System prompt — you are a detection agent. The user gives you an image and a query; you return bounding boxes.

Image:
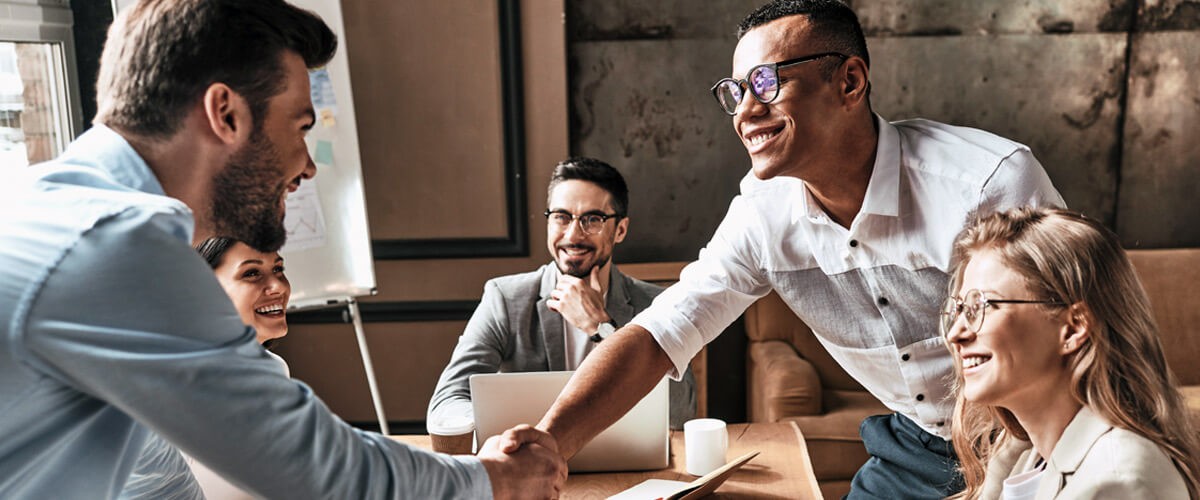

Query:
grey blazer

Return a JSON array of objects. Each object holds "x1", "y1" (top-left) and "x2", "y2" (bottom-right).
[
  {"x1": 428, "y1": 263, "x2": 697, "y2": 428},
  {"x1": 979, "y1": 406, "x2": 1190, "y2": 499}
]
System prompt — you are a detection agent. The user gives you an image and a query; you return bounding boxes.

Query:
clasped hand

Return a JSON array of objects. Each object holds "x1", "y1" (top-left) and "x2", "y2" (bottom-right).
[
  {"x1": 478, "y1": 424, "x2": 567, "y2": 499},
  {"x1": 546, "y1": 266, "x2": 609, "y2": 333}
]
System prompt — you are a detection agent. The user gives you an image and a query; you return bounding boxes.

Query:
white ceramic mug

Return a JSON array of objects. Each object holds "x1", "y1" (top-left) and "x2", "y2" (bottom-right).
[{"x1": 684, "y1": 418, "x2": 728, "y2": 476}]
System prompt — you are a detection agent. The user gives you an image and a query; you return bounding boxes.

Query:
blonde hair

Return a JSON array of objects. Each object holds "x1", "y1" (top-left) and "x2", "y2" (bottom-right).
[{"x1": 946, "y1": 207, "x2": 1199, "y2": 499}]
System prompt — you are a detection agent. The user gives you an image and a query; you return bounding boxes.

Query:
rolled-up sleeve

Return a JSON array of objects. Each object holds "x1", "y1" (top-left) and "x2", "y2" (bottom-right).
[{"x1": 632, "y1": 196, "x2": 771, "y2": 378}]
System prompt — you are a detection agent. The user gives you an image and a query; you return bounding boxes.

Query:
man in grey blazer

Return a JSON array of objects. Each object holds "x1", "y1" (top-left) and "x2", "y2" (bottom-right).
[{"x1": 429, "y1": 157, "x2": 697, "y2": 429}]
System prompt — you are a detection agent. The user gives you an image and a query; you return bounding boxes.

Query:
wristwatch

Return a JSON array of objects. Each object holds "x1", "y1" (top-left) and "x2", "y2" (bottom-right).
[{"x1": 589, "y1": 319, "x2": 617, "y2": 343}]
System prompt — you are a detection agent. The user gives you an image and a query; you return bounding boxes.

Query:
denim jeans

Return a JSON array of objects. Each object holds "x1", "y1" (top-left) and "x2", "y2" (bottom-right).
[{"x1": 845, "y1": 413, "x2": 964, "y2": 499}]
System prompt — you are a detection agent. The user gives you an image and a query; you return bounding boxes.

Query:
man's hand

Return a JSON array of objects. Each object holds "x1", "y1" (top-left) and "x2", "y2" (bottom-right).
[
  {"x1": 477, "y1": 424, "x2": 567, "y2": 500},
  {"x1": 547, "y1": 266, "x2": 609, "y2": 333}
]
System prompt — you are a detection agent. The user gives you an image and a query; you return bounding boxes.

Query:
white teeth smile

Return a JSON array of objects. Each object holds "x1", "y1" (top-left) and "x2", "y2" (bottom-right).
[
  {"x1": 962, "y1": 356, "x2": 991, "y2": 369},
  {"x1": 255, "y1": 304, "x2": 284, "y2": 315},
  {"x1": 748, "y1": 130, "x2": 778, "y2": 146},
  {"x1": 561, "y1": 248, "x2": 591, "y2": 256}
]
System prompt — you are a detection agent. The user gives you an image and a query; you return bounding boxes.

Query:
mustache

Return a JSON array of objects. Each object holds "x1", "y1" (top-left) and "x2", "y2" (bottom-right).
[{"x1": 557, "y1": 243, "x2": 596, "y2": 252}]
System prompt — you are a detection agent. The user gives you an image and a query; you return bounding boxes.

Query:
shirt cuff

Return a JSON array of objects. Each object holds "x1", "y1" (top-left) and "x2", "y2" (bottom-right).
[
  {"x1": 630, "y1": 315, "x2": 702, "y2": 381},
  {"x1": 451, "y1": 455, "x2": 494, "y2": 499}
]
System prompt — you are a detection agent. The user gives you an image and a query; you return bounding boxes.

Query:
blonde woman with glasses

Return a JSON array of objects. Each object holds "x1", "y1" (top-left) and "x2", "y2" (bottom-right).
[{"x1": 942, "y1": 207, "x2": 1198, "y2": 499}]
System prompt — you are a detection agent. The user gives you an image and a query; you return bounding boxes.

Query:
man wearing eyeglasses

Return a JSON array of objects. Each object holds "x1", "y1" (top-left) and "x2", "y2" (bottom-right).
[
  {"x1": 428, "y1": 157, "x2": 696, "y2": 431},
  {"x1": 525, "y1": 1, "x2": 1064, "y2": 499}
]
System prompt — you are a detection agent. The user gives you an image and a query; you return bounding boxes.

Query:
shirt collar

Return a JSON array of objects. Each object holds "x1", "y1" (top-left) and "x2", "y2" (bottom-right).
[
  {"x1": 796, "y1": 182, "x2": 825, "y2": 225},
  {"x1": 58, "y1": 124, "x2": 167, "y2": 197},
  {"x1": 859, "y1": 113, "x2": 901, "y2": 218},
  {"x1": 794, "y1": 113, "x2": 900, "y2": 224}
]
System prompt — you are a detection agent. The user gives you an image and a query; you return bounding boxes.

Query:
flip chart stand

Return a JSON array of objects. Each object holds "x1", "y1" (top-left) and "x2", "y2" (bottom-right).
[
  {"x1": 347, "y1": 299, "x2": 389, "y2": 435},
  {"x1": 293, "y1": 298, "x2": 389, "y2": 435}
]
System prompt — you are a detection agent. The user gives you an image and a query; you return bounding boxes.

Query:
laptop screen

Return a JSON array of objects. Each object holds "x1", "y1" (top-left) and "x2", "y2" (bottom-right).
[{"x1": 469, "y1": 371, "x2": 670, "y2": 472}]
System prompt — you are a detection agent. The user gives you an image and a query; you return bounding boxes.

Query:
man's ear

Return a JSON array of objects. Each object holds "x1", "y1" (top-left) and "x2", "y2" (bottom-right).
[
  {"x1": 613, "y1": 217, "x2": 629, "y2": 244},
  {"x1": 201, "y1": 83, "x2": 252, "y2": 146},
  {"x1": 1060, "y1": 302, "x2": 1093, "y2": 355},
  {"x1": 840, "y1": 56, "x2": 870, "y2": 108}
]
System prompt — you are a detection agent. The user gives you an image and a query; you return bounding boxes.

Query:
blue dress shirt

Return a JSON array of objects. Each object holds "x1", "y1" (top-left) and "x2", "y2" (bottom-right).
[{"x1": 0, "y1": 125, "x2": 491, "y2": 499}]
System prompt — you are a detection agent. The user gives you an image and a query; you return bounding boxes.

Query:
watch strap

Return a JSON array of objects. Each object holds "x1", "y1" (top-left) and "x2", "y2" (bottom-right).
[{"x1": 589, "y1": 319, "x2": 618, "y2": 343}]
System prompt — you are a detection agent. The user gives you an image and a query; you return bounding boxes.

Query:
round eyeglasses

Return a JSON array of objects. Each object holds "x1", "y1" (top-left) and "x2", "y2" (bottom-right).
[
  {"x1": 710, "y1": 52, "x2": 848, "y2": 115},
  {"x1": 940, "y1": 289, "x2": 1065, "y2": 338},
  {"x1": 544, "y1": 209, "x2": 621, "y2": 235}
]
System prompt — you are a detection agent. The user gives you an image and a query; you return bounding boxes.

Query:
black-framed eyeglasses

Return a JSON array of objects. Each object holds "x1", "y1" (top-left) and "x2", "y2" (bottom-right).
[
  {"x1": 710, "y1": 52, "x2": 848, "y2": 115},
  {"x1": 940, "y1": 289, "x2": 1065, "y2": 337},
  {"x1": 544, "y1": 209, "x2": 621, "y2": 235}
]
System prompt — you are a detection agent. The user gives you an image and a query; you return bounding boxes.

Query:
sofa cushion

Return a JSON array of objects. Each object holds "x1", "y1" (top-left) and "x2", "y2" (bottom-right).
[
  {"x1": 748, "y1": 340, "x2": 822, "y2": 421},
  {"x1": 781, "y1": 390, "x2": 887, "y2": 481},
  {"x1": 744, "y1": 291, "x2": 864, "y2": 392},
  {"x1": 1180, "y1": 385, "x2": 1200, "y2": 424},
  {"x1": 785, "y1": 390, "x2": 891, "y2": 442},
  {"x1": 1127, "y1": 249, "x2": 1200, "y2": 386}
]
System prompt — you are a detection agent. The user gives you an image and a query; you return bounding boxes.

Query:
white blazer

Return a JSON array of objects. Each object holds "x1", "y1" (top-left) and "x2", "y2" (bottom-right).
[{"x1": 980, "y1": 406, "x2": 1189, "y2": 499}]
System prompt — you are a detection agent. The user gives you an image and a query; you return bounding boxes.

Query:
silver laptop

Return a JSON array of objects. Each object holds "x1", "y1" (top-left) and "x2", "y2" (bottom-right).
[{"x1": 469, "y1": 371, "x2": 669, "y2": 472}]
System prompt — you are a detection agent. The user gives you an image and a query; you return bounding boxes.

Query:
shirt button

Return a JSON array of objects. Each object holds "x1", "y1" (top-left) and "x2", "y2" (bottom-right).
[
  {"x1": 849, "y1": 239, "x2": 859, "y2": 248},
  {"x1": 901, "y1": 353, "x2": 910, "y2": 361},
  {"x1": 916, "y1": 394, "x2": 925, "y2": 402},
  {"x1": 878, "y1": 296, "x2": 889, "y2": 306}
]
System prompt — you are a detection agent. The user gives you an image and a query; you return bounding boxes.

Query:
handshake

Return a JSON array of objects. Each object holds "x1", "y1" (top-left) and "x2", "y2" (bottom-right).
[{"x1": 477, "y1": 424, "x2": 568, "y2": 500}]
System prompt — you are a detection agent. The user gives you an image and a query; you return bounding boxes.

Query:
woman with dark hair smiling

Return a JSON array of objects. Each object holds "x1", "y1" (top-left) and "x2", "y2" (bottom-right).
[
  {"x1": 196, "y1": 237, "x2": 291, "y2": 348},
  {"x1": 943, "y1": 207, "x2": 1198, "y2": 499},
  {"x1": 122, "y1": 237, "x2": 292, "y2": 499}
]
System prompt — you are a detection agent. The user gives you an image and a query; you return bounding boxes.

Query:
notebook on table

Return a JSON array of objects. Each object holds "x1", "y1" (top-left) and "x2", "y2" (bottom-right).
[{"x1": 469, "y1": 371, "x2": 669, "y2": 472}]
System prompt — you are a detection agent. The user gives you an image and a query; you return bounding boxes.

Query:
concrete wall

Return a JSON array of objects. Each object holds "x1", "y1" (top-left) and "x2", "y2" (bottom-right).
[{"x1": 568, "y1": 0, "x2": 1200, "y2": 259}]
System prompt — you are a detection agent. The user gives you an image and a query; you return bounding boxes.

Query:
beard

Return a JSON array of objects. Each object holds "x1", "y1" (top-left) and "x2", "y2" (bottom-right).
[
  {"x1": 556, "y1": 244, "x2": 612, "y2": 278},
  {"x1": 209, "y1": 126, "x2": 289, "y2": 252}
]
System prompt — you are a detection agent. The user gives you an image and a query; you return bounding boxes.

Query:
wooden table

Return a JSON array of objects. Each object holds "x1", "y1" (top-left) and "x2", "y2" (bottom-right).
[{"x1": 391, "y1": 422, "x2": 822, "y2": 499}]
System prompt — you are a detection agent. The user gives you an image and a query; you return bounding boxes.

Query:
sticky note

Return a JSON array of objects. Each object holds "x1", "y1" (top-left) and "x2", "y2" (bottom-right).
[{"x1": 314, "y1": 140, "x2": 334, "y2": 166}]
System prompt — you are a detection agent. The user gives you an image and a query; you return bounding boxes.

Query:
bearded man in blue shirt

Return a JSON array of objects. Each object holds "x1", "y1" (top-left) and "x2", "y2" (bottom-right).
[{"x1": 0, "y1": 0, "x2": 564, "y2": 498}]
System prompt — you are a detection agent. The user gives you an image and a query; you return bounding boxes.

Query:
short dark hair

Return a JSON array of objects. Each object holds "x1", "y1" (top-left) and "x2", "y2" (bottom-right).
[
  {"x1": 95, "y1": 0, "x2": 337, "y2": 138},
  {"x1": 195, "y1": 236, "x2": 236, "y2": 269},
  {"x1": 737, "y1": 0, "x2": 869, "y2": 78},
  {"x1": 547, "y1": 157, "x2": 629, "y2": 218}
]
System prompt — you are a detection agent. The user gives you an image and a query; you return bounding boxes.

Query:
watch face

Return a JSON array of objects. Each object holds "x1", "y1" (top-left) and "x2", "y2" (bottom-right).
[{"x1": 595, "y1": 321, "x2": 616, "y2": 339}]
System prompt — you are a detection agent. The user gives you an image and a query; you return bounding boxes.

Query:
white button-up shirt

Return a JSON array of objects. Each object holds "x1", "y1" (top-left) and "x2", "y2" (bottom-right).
[{"x1": 633, "y1": 115, "x2": 1064, "y2": 438}]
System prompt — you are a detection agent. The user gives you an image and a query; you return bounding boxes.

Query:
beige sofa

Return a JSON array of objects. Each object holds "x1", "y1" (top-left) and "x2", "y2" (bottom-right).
[{"x1": 745, "y1": 248, "x2": 1200, "y2": 499}]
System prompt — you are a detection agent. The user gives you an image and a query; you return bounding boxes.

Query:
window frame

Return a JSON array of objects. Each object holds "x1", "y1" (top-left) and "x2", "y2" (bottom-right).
[{"x1": 0, "y1": 0, "x2": 86, "y2": 148}]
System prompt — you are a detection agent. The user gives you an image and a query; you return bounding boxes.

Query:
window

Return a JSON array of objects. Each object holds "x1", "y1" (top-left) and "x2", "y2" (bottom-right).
[
  {"x1": 1, "y1": 0, "x2": 84, "y2": 167},
  {"x1": 0, "y1": 42, "x2": 74, "y2": 166}
]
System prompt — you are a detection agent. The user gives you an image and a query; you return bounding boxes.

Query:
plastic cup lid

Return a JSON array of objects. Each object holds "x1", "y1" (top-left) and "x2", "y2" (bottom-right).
[{"x1": 428, "y1": 415, "x2": 475, "y2": 435}]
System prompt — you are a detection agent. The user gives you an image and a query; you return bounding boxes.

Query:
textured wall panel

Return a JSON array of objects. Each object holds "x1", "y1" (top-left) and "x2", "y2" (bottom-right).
[
  {"x1": 1138, "y1": 0, "x2": 1200, "y2": 31},
  {"x1": 571, "y1": 39, "x2": 750, "y2": 262},
  {"x1": 869, "y1": 33, "x2": 1126, "y2": 225},
  {"x1": 344, "y1": 0, "x2": 508, "y2": 240},
  {"x1": 850, "y1": 0, "x2": 1135, "y2": 35},
  {"x1": 567, "y1": 0, "x2": 762, "y2": 40},
  {"x1": 1117, "y1": 31, "x2": 1200, "y2": 248}
]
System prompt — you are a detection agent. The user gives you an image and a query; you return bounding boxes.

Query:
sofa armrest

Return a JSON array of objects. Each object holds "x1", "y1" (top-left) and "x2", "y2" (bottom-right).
[{"x1": 748, "y1": 340, "x2": 822, "y2": 422}]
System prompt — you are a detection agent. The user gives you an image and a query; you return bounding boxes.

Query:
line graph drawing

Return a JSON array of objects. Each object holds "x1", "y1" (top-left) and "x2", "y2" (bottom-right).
[{"x1": 282, "y1": 179, "x2": 328, "y2": 253}]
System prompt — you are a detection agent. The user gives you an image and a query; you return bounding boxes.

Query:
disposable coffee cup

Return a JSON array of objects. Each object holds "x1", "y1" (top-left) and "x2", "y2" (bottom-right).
[
  {"x1": 684, "y1": 418, "x2": 728, "y2": 476},
  {"x1": 428, "y1": 416, "x2": 475, "y2": 455}
]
